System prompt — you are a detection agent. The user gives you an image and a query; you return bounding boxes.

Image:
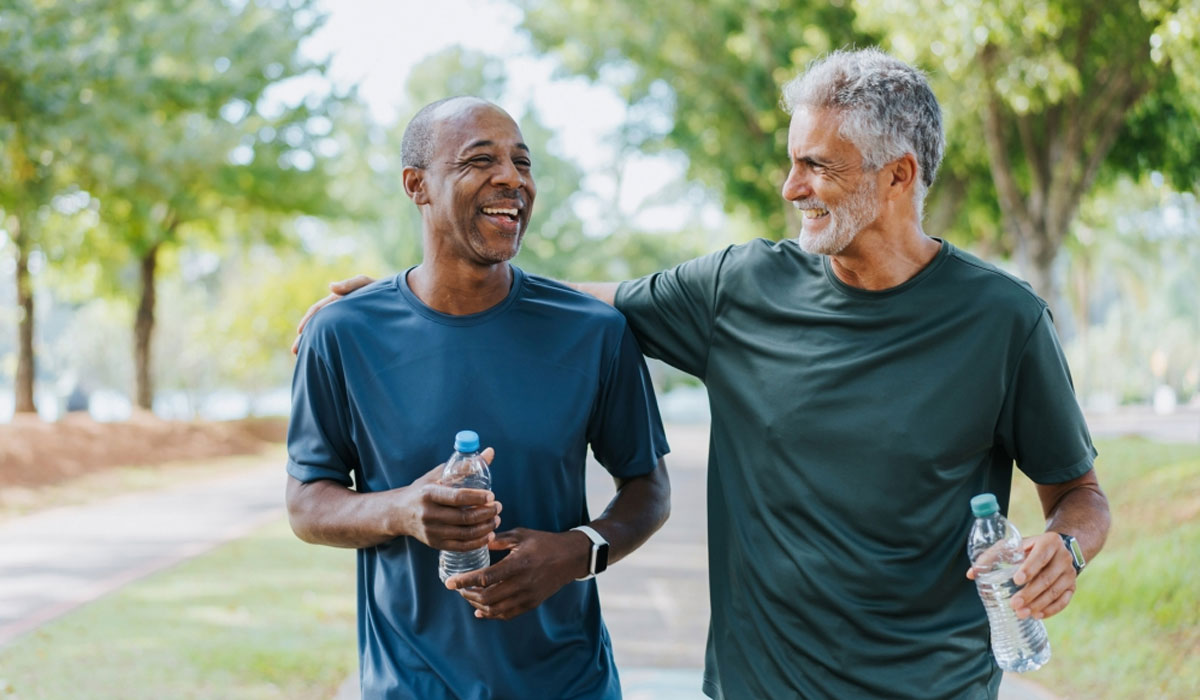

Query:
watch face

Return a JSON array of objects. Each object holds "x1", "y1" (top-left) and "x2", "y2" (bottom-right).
[
  {"x1": 1062, "y1": 535, "x2": 1085, "y2": 571},
  {"x1": 594, "y1": 543, "x2": 610, "y2": 575}
]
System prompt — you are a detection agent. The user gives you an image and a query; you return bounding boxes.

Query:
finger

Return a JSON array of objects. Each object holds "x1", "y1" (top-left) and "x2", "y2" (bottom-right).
[
  {"x1": 965, "y1": 566, "x2": 977, "y2": 581},
  {"x1": 1023, "y1": 573, "x2": 1075, "y2": 619},
  {"x1": 489, "y1": 529, "x2": 523, "y2": 549},
  {"x1": 413, "y1": 463, "x2": 448, "y2": 487},
  {"x1": 1013, "y1": 537, "x2": 1056, "y2": 586},
  {"x1": 480, "y1": 447, "x2": 495, "y2": 465},
  {"x1": 291, "y1": 336, "x2": 301, "y2": 356},
  {"x1": 1032, "y1": 587, "x2": 1074, "y2": 620},
  {"x1": 429, "y1": 484, "x2": 496, "y2": 507},
  {"x1": 446, "y1": 562, "x2": 507, "y2": 591},
  {"x1": 296, "y1": 293, "x2": 340, "y2": 334},
  {"x1": 329, "y1": 274, "x2": 375, "y2": 295}
]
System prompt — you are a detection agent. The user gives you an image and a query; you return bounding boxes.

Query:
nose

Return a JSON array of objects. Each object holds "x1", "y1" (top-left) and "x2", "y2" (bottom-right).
[
  {"x1": 781, "y1": 164, "x2": 810, "y2": 202},
  {"x1": 492, "y1": 158, "x2": 526, "y2": 189}
]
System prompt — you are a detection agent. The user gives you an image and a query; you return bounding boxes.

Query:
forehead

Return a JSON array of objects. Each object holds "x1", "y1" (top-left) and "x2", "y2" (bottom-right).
[
  {"x1": 433, "y1": 102, "x2": 525, "y2": 154},
  {"x1": 787, "y1": 106, "x2": 858, "y2": 159}
]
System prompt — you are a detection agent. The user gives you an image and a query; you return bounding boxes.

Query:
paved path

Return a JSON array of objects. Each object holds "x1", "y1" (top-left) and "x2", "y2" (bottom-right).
[{"x1": 0, "y1": 462, "x2": 285, "y2": 647}]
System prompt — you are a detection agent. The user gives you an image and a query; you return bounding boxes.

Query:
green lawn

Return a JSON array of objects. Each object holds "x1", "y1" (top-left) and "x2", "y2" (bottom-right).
[
  {"x1": 0, "y1": 519, "x2": 357, "y2": 700},
  {"x1": 1005, "y1": 438, "x2": 1200, "y2": 699}
]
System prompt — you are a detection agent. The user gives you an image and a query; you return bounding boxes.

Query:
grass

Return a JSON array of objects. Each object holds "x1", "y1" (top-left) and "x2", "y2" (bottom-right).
[
  {"x1": 1005, "y1": 438, "x2": 1200, "y2": 699},
  {"x1": 0, "y1": 518, "x2": 357, "y2": 700}
]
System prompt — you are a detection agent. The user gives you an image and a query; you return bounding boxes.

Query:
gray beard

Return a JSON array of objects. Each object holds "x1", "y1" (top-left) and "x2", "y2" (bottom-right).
[{"x1": 797, "y1": 177, "x2": 879, "y2": 256}]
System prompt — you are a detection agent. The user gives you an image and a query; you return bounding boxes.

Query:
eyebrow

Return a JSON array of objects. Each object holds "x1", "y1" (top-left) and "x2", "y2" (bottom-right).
[{"x1": 463, "y1": 139, "x2": 530, "y2": 153}]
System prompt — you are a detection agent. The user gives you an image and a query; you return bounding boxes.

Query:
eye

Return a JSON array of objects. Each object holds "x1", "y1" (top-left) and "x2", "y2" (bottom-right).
[
  {"x1": 515, "y1": 158, "x2": 532, "y2": 170},
  {"x1": 469, "y1": 155, "x2": 493, "y2": 166}
]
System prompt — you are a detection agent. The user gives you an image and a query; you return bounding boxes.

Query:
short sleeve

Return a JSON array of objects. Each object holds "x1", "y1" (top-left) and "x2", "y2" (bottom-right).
[
  {"x1": 286, "y1": 334, "x2": 358, "y2": 487},
  {"x1": 996, "y1": 308, "x2": 1097, "y2": 484},
  {"x1": 614, "y1": 247, "x2": 731, "y2": 379},
  {"x1": 586, "y1": 322, "x2": 671, "y2": 480}
]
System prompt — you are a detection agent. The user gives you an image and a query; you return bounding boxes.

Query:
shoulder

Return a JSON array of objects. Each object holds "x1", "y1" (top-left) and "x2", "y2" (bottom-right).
[
  {"x1": 303, "y1": 276, "x2": 402, "y2": 345},
  {"x1": 520, "y1": 272, "x2": 629, "y2": 328},
  {"x1": 940, "y1": 243, "x2": 1048, "y2": 321}
]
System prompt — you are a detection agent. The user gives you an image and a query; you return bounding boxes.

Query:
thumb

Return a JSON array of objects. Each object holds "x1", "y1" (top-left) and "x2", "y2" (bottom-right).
[
  {"x1": 416, "y1": 462, "x2": 446, "y2": 486},
  {"x1": 480, "y1": 447, "x2": 495, "y2": 465}
]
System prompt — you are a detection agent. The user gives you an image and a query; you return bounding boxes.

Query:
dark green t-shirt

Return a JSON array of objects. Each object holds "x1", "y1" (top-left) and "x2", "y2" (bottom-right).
[{"x1": 616, "y1": 238, "x2": 1096, "y2": 700}]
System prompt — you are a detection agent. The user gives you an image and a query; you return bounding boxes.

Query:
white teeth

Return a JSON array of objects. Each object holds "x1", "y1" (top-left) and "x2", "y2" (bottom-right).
[
  {"x1": 801, "y1": 208, "x2": 828, "y2": 219},
  {"x1": 482, "y1": 207, "x2": 518, "y2": 217}
]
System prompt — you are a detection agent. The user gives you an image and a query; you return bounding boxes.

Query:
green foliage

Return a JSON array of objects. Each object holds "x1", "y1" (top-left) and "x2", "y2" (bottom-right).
[
  {"x1": 0, "y1": 518, "x2": 356, "y2": 699},
  {"x1": 518, "y1": 0, "x2": 872, "y2": 239},
  {"x1": 1006, "y1": 439, "x2": 1200, "y2": 699}
]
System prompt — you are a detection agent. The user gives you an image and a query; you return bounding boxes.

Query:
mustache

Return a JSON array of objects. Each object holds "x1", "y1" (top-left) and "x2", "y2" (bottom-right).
[{"x1": 483, "y1": 190, "x2": 526, "y2": 208}]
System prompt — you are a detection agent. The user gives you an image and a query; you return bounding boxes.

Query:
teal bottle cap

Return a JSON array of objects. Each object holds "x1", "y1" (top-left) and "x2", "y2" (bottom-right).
[
  {"x1": 970, "y1": 493, "x2": 999, "y2": 517},
  {"x1": 454, "y1": 430, "x2": 480, "y2": 452}
]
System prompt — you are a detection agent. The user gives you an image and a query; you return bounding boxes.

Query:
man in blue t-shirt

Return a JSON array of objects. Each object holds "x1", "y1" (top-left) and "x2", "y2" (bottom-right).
[{"x1": 287, "y1": 96, "x2": 671, "y2": 699}]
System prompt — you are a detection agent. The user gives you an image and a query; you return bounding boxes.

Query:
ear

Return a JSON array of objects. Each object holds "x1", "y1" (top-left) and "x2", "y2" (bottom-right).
[
  {"x1": 884, "y1": 153, "x2": 919, "y2": 202},
  {"x1": 403, "y1": 166, "x2": 429, "y2": 205}
]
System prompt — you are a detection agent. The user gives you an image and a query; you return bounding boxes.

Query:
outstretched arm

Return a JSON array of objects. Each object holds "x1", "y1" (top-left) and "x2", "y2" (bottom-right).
[
  {"x1": 286, "y1": 448, "x2": 502, "y2": 551},
  {"x1": 445, "y1": 458, "x2": 671, "y2": 620},
  {"x1": 561, "y1": 282, "x2": 621, "y2": 307}
]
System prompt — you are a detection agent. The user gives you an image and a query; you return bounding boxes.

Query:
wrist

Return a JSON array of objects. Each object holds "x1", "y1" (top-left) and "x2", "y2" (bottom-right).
[{"x1": 570, "y1": 524, "x2": 610, "y2": 581}]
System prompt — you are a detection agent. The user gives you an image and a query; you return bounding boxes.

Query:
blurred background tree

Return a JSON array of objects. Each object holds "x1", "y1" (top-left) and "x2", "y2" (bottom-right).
[{"x1": 1, "y1": 0, "x2": 1197, "y2": 419}]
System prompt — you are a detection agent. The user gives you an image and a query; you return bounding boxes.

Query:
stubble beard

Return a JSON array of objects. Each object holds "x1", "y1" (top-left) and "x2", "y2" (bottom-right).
[{"x1": 797, "y1": 177, "x2": 880, "y2": 256}]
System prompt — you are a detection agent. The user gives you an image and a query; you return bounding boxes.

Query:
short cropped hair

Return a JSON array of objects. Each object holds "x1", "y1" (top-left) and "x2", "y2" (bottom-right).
[
  {"x1": 401, "y1": 96, "x2": 479, "y2": 169},
  {"x1": 781, "y1": 48, "x2": 945, "y2": 210}
]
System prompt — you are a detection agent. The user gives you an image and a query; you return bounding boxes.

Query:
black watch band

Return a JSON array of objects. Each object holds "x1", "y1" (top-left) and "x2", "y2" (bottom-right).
[{"x1": 1059, "y1": 533, "x2": 1086, "y2": 575}]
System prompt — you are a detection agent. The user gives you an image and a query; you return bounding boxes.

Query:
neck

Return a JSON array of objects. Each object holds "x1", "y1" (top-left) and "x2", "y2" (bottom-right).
[
  {"x1": 408, "y1": 257, "x2": 514, "y2": 315},
  {"x1": 828, "y1": 222, "x2": 941, "y2": 291}
]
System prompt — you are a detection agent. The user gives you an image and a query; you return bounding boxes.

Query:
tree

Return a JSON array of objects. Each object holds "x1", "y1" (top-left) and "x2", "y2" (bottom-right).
[
  {"x1": 843, "y1": 0, "x2": 1200, "y2": 305},
  {"x1": 0, "y1": 0, "x2": 103, "y2": 413},
  {"x1": 517, "y1": 0, "x2": 870, "y2": 239},
  {"x1": 70, "y1": 0, "x2": 342, "y2": 409}
]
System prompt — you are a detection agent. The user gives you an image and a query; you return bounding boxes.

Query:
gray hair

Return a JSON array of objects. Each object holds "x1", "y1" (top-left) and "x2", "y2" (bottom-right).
[
  {"x1": 780, "y1": 48, "x2": 945, "y2": 213},
  {"x1": 401, "y1": 96, "x2": 484, "y2": 169}
]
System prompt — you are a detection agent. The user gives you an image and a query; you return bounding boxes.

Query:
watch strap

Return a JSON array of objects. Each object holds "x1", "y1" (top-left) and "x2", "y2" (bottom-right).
[
  {"x1": 1059, "y1": 533, "x2": 1086, "y2": 574},
  {"x1": 571, "y1": 525, "x2": 609, "y2": 581}
]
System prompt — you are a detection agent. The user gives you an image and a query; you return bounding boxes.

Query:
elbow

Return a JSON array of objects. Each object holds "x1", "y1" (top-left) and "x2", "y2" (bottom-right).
[{"x1": 285, "y1": 477, "x2": 323, "y2": 543}]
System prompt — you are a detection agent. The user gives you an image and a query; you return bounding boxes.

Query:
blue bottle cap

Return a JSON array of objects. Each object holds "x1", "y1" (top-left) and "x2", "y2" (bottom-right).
[
  {"x1": 970, "y1": 493, "x2": 999, "y2": 517},
  {"x1": 454, "y1": 430, "x2": 480, "y2": 452}
]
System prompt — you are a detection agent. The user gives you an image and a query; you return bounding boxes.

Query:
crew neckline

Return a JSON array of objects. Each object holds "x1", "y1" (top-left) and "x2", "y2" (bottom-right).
[
  {"x1": 821, "y1": 238, "x2": 951, "y2": 299},
  {"x1": 396, "y1": 264, "x2": 525, "y2": 325}
]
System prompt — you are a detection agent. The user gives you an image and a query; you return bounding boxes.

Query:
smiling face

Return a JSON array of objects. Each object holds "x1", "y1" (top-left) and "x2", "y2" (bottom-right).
[
  {"x1": 414, "y1": 101, "x2": 536, "y2": 266},
  {"x1": 781, "y1": 107, "x2": 884, "y2": 256}
]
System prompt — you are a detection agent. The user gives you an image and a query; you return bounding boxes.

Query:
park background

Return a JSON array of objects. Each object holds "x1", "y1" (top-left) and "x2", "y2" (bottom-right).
[{"x1": 1, "y1": 0, "x2": 1197, "y2": 698}]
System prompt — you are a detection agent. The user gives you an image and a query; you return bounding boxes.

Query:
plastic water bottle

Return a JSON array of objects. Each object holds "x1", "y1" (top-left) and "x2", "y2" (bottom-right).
[
  {"x1": 967, "y1": 493, "x2": 1051, "y2": 672},
  {"x1": 437, "y1": 430, "x2": 492, "y2": 583}
]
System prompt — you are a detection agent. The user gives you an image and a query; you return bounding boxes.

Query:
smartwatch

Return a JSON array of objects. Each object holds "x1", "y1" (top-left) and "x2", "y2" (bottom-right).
[
  {"x1": 1059, "y1": 533, "x2": 1086, "y2": 575},
  {"x1": 571, "y1": 525, "x2": 610, "y2": 581}
]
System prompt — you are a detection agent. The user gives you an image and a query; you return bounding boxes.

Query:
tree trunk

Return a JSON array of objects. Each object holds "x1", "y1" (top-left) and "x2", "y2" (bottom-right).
[
  {"x1": 133, "y1": 244, "x2": 159, "y2": 411},
  {"x1": 12, "y1": 216, "x2": 37, "y2": 414}
]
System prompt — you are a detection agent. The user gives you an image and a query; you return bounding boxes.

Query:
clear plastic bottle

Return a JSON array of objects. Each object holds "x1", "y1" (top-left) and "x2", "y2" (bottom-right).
[
  {"x1": 437, "y1": 430, "x2": 493, "y2": 583},
  {"x1": 967, "y1": 493, "x2": 1052, "y2": 673}
]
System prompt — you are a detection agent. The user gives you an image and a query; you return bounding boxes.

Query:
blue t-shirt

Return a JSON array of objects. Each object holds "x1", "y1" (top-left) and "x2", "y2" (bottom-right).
[{"x1": 288, "y1": 266, "x2": 669, "y2": 700}]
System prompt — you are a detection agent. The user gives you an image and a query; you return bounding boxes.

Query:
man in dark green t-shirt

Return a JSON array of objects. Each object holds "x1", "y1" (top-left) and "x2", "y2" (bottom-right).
[{"x1": 298, "y1": 50, "x2": 1110, "y2": 699}]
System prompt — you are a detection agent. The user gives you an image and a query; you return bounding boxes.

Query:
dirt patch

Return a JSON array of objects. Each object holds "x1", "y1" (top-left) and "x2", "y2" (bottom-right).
[{"x1": 0, "y1": 412, "x2": 287, "y2": 489}]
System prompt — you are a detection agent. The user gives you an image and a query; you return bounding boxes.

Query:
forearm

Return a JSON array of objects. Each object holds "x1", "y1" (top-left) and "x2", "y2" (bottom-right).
[
  {"x1": 1038, "y1": 472, "x2": 1111, "y2": 563},
  {"x1": 582, "y1": 458, "x2": 671, "y2": 569},
  {"x1": 563, "y1": 281, "x2": 622, "y2": 307},
  {"x1": 286, "y1": 476, "x2": 402, "y2": 549}
]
